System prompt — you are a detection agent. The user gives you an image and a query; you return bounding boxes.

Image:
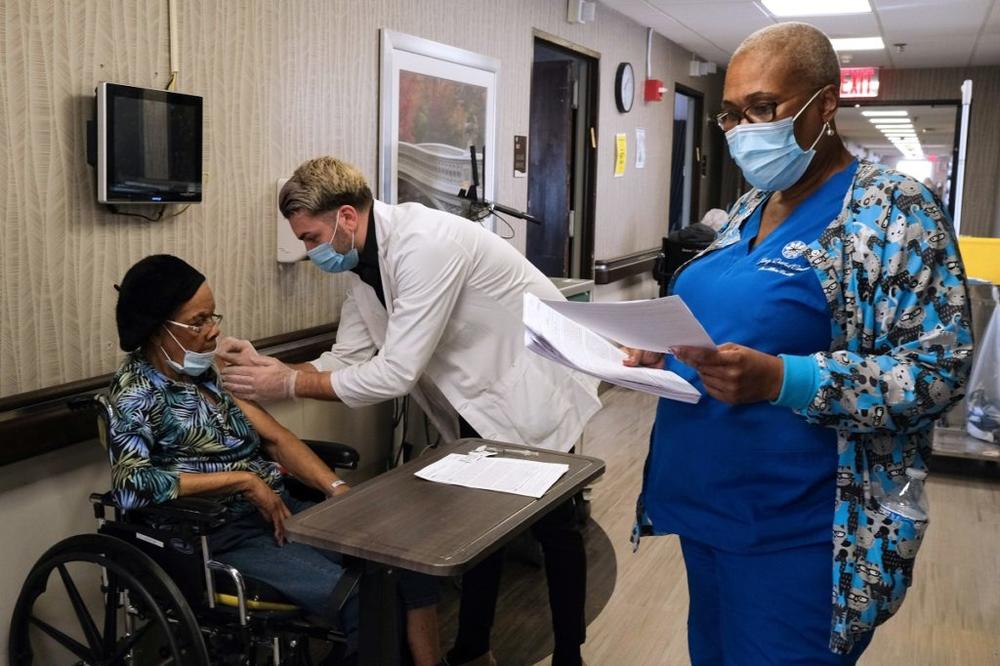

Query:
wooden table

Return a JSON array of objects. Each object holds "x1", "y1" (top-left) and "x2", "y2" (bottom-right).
[{"x1": 286, "y1": 438, "x2": 605, "y2": 664}]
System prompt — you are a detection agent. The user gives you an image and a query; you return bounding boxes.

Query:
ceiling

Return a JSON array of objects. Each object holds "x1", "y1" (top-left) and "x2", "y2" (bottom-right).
[
  {"x1": 601, "y1": 0, "x2": 1000, "y2": 69},
  {"x1": 836, "y1": 104, "x2": 959, "y2": 159}
]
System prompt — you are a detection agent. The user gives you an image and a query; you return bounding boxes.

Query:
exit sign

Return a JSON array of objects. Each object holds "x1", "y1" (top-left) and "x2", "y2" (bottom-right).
[{"x1": 840, "y1": 67, "x2": 880, "y2": 98}]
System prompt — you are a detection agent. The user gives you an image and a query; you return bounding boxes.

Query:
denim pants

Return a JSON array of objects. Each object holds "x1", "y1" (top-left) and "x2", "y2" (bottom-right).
[{"x1": 209, "y1": 493, "x2": 439, "y2": 647}]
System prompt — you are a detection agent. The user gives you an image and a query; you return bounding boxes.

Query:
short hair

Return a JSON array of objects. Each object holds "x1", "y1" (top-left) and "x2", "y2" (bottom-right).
[
  {"x1": 278, "y1": 157, "x2": 373, "y2": 219},
  {"x1": 731, "y1": 22, "x2": 840, "y2": 90},
  {"x1": 115, "y1": 255, "x2": 205, "y2": 351}
]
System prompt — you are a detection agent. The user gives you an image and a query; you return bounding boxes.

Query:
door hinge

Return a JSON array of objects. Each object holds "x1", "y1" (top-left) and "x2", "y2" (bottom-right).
[
  {"x1": 572, "y1": 79, "x2": 580, "y2": 110},
  {"x1": 568, "y1": 209, "x2": 575, "y2": 238}
]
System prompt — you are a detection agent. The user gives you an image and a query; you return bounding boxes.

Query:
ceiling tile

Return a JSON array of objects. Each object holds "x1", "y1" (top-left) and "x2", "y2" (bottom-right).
[
  {"x1": 884, "y1": 36, "x2": 978, "y2": 67},
  {"x1": 658, "y1": 2, "x2": 773, "y2": 41},
  {"x1": 645, "y1": 0, "x2": 757, "y2": 6},
  {"x1": 798, "y1": 13, "x2": 881, "y2": 37},
  {"x1": 874, "y1": 0, "x2": 992, "y2": 36},
  {"x1": 601, "y1": 0, "x2": 731, "y2": 62},
  {"x1": 836, "y1": 51, "x2": 893, "y2": 67},
  {"x1": 970, "y1": 36, "x2": 1000, "y2": 65},
  {"x1": 987, "y1": 0, "x2": 1000, "y2": 31}
]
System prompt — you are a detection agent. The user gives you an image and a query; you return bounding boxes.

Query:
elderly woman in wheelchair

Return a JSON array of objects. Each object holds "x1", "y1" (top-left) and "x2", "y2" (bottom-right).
[{"x1": 9, "y1": 254, "x2": 442, "y2": 666}]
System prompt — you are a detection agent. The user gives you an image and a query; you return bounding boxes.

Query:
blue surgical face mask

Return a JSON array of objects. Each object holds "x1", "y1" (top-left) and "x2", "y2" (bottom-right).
[
  {"x1": 160, "y1": 326, "x2": 216, "y2": 377},
  {"x1": 307, "y1": 214, "x2": 358, "y2": 273},
  {"x1": 725, "y1": 87, "x2": 830, "y2": 192}
]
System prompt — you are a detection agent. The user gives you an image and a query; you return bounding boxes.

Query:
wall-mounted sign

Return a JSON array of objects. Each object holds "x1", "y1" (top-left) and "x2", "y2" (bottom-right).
[
  {"x1": 840, "y1": 67, "x2": 880, "y2": 98},
  {"x1": 513, "y1": 135, "x2": 527, "y2": 178}
]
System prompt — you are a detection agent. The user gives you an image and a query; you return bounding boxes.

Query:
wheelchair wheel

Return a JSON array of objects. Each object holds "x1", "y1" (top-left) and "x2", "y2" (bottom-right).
[{"x1": 9, "y1": 533, "x2": 209, "y2": 665}]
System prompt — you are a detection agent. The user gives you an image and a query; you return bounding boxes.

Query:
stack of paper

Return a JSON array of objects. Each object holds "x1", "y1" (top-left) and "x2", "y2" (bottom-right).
[
  {"x1": 541, "y1": 295, "x2": 715, "y2": 353},
  {"x1": 415, "y1": 452, "x2": 569, "y2": 498},
  {"x1": 523, "y1": 294, "x2": 703, "y2": 403}
]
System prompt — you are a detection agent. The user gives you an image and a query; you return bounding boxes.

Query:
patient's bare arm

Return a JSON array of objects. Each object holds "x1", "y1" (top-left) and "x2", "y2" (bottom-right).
[{"x1": 233, "y1": 397, "x2": 349, "y2": 497}]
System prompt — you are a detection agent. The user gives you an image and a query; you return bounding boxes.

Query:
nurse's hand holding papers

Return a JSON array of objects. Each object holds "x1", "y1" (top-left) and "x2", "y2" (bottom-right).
[{"x1": 522, "y1": 293, "x2": 710, "y2": 403}]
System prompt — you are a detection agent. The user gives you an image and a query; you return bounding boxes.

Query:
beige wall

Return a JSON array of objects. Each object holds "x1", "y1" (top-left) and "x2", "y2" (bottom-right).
[
  {"x1": 875, "y1": 66, "x2": 1000, "y2": 237},
  {"x1": 0, "y1": 0, "x2": 723, "y2": 399}
]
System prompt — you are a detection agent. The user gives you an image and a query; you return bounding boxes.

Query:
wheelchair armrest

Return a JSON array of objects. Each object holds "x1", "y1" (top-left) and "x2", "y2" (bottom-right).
[
  {"x1": 302, "y1": 439, "x2": 359, "y2": 470},
  {"x1": 129, "y1": 497, "x2": 229, "y2": 530}
]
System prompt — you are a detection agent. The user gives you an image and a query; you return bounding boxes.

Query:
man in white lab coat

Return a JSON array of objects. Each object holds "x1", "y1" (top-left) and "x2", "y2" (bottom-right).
[{"x1": 221, "y1": 156, "x2": 601, "y2": 666}]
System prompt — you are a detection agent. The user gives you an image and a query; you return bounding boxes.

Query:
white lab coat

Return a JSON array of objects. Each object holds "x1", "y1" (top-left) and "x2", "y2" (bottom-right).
[{"x1": 310, "y1": 200, "x2": 601, "y2": 452}]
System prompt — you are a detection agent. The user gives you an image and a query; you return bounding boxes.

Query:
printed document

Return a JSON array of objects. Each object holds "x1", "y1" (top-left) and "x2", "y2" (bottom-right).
[
  {"x1": 415, "y1": 453, "x2": 569, "y2": 498},
  {"x1": 523, "y1": 294, "x2": 701, "y2": 403},
  {"x1": 540, "y1": 295, "x2": 715, "y2": 353}
]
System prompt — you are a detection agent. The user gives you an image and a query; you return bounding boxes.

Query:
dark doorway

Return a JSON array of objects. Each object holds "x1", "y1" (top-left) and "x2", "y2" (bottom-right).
[
  {"x1": 527, "y1": 38, "x2": 598, "y2": 278},
  {"x1": 669, "y1": 84, "x2": 704, "y2": 232}
]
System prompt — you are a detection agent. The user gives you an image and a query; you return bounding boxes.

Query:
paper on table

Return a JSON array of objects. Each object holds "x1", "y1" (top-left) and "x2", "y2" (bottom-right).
[
  {"x1": 540, "y1": 295, "x2": 714, "y2": 353},
  {"x1": 415, "y1": 453, "x2": 570, "y2": 499},
  {"x1": 523, "y1": 294, "x2": 701, "y2": 403}
]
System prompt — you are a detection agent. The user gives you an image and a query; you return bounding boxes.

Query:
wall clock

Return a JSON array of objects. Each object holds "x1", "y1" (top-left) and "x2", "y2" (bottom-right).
[{"x1": 615, "y1": 62, "x2": 635, "y2": 113}]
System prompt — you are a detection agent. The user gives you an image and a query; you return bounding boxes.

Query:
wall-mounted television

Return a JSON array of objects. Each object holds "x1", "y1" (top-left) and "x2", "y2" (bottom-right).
[{"x1": 96, "y1": 82, "x2": 203, "y2": 204}]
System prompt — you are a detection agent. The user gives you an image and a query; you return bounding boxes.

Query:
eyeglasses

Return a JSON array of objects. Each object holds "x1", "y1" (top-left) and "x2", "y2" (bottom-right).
[
  {"x1": 715, "y1": 88, "x2": 823, "y2": 132},
  {"x1": 166, "y1": 313, "x2": 224, "y2": 334}
]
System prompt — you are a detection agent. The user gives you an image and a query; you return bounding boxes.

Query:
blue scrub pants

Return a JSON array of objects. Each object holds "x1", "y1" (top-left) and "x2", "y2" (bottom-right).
[{"x1": 680, "y1": 537, "x2": 873, "y2": 666}]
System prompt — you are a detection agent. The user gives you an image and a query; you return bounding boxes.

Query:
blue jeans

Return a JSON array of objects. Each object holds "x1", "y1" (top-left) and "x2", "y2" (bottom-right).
[
  {"x1": 209, "y1": 494, "x2": 439, "y2": 647},
  {"x1": 680, "y1": 537, "x2": 873, "y2": 665}
]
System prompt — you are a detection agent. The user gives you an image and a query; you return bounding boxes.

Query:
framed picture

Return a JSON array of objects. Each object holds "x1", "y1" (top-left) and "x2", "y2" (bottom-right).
[{"x1": 379, "y1": 30, "x2": 499, "y2": 221}]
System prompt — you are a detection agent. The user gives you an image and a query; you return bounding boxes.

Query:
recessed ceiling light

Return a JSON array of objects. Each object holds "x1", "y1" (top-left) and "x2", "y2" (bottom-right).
[
  {"x1": 762, "y1": 0, "x2": 871, "y2": 17},
  {"x1": 870, "y1": 118, "x2": 912, "y2": 124},
  {"x1": 861, "y1": 110, "x2": 908, "y2": 117},
  {"x1": 830, "y1": 37, "x2": 885, "y2": 51}
]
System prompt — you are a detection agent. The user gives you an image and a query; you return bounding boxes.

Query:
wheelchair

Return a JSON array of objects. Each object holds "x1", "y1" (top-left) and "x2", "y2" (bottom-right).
[{"x1": 9, "y1": 393, "x2": 363, "y2": 665}]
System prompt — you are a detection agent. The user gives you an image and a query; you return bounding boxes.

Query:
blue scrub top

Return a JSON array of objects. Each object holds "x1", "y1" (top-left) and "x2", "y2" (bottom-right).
[{"x1": 644, "y1": 160, "x2": 858, "y2": 553}]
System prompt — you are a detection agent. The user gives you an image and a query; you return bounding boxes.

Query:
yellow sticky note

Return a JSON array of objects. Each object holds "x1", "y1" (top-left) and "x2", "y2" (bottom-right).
[{"x1": 614, "y1": 133, "x2": 627, "y2": 177}]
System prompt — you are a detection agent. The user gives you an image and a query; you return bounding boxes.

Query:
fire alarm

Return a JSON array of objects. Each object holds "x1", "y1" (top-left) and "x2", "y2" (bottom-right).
[{"x1": 644, "y1": 78, "x2": 666, "y2": 103}]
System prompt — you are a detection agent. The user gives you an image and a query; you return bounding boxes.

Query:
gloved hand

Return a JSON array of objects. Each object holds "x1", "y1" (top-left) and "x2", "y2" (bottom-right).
[
  {"x1": 216, "y1": 336, "x2": 260, "y2": 368},
  {"x1": 221, "y1": 355, "x2": 299, "y2": 402}
]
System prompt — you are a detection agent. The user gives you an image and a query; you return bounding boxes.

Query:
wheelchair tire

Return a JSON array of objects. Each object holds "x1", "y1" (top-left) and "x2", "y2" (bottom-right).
[{"x1": 8, "y1": 533, "x2": 210, "y2": 666}]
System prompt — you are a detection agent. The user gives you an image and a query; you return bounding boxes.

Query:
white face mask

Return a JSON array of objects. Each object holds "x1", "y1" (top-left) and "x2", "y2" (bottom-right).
[{"x1": 160, "y1": 325, "x2": 217, "y2": 377}]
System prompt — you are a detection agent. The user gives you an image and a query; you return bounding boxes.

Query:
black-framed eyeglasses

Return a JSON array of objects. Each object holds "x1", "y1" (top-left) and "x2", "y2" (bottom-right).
[
  {"x1": 166, "y1": 313, "x2": 224, "y2": 334},
  {"x1": 715, "y1": 101, "x2": 782, "y2": 132},
  {"x1": 715, "y1": 87, "x2": 826, "y2": 132}
]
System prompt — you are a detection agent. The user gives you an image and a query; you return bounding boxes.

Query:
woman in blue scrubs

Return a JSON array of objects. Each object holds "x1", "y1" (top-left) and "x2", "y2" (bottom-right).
[{"x1": 628, "y1": 23, "x2": 972, "y2": 665}]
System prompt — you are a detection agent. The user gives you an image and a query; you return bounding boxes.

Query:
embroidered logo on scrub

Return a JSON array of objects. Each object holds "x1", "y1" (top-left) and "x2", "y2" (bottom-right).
[
  {"x1": 757, "y1": 240, "x2": 811, "y2": 276},
  {"x1": 782, "y1": 240, "x2": 808, "y2": 258}
]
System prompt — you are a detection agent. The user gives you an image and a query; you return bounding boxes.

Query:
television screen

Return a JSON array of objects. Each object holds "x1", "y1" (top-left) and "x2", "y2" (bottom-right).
[{"x1": 97, "y1": 82, "x2": 202, "y2": 204}]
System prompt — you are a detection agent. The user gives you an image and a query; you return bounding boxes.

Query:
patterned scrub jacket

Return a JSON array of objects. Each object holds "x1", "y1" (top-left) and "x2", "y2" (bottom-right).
[{"x1": 635, "y1": 160, "x2": 973, "y2": 654}]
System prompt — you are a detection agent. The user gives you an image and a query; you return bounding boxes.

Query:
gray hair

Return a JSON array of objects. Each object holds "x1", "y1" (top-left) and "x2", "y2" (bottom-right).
[
  {"x1": 278, "y1": 156, "x2": 373, "y2": 219},
  {"x1": 731, "y1": 22, "x2": 840, "y2": 90}
]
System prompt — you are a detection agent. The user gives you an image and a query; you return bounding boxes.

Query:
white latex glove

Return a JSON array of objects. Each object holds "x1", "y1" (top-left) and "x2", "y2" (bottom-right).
[
  {"x1": 216, "y1": 336, "x2": 260, "y2": 368},
  {"x1": 221, "y1": 356, "x2": 299, "y2": 402}
]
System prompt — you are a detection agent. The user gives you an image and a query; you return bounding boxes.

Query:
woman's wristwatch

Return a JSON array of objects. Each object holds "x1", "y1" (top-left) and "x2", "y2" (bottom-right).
[{"x1": 329, "y1": 479, "x2": 348, "y2": 494}]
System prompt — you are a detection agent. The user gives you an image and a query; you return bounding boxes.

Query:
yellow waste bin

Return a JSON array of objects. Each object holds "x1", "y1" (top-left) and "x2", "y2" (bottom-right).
[{"x1": 959, "y1": 236, "x2": 1000, "y2": 283}]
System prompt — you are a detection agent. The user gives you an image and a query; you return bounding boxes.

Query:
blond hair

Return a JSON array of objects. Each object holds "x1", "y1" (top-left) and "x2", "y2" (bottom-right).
[
  {"x1": 278, "y1": 157, "x2": 373, "y2": 219},
  {"x1": 731, "y1": 22, "x2": 840, "y2": 90}
]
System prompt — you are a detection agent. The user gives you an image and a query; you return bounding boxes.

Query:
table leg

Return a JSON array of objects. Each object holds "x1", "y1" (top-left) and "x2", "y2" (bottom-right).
[{"x1": 359, "y1": 561, "x2": 403, "y2": 665}]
